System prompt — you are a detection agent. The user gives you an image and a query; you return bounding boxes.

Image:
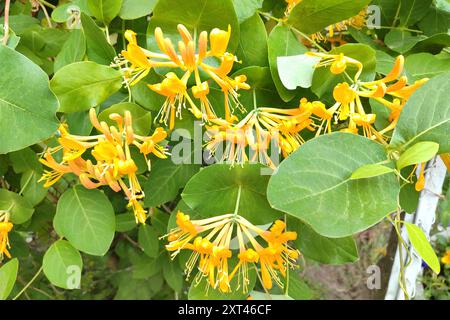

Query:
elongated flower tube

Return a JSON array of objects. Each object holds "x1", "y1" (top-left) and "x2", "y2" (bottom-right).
[
  {"x1": 115, "y1": 25, "x2": 250, "y2": 129},
  {"x1": 164, "y1": 211, "x2": 300, "y2": 293},
  {"x1": 39, "y1": 109, "x2": 169, "y2": 224}
]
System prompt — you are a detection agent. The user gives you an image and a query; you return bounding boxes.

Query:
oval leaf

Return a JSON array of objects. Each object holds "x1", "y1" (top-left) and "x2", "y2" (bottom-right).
[
  {"x1": 0, "y1": 258, "x2": 18, "y2": 300},
  {"x1": 0, "y1": 46, "x2": 59, "y2": 154},
  {"x1": 350, "y1": 164, "x2": 395, "y2": 180},
  {"x1": 268, "y1": 133, "x2": 399, "y2": 238},
  {"x1": 396, "y1": 141, "x2": 439, "y2": 170},
  {"x1": 43, "y1": 240, "x2": 83, "y2": 289},
  {"x1": 50, "y1": 61, "x2": 122, "y2": 113},
  {"x1": 182, "y1": 164, "x2": 281, "y2": 224},
  {"x1": 390, "y1": 73, "x2": 450, "y2": 154},
  {"x1": 54, "y1": 186, "x2": 115, "y2": 256},
  {"x1": 405, "y1": 222, "x2": 440, "y2": 274}
]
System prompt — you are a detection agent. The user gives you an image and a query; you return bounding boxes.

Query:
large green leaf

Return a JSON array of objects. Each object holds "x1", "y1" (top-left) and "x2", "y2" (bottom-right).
[
  {"x1": 88, "y1": 0, "x2": 123, "y2": 25},
  {"x1": 50, "y1": 61, "x2": 122, "y2": 113},
  {"x1": 20, "y1": 170, "x2": 48, "y2": 206},
  {"x1": 147, "y1": 0, "x2": 239, "y2": 53},
  {"x1": 80, "y1": 12, "x2": 116, "y2": 65},
  {"x1": 267, "y1": 24, "x2": 307, "y2": 102},
  {"x1": 232, "y1": 0, "x2": 263, "y2": 23},
  {"x1": 399, "y1": 0, "x2": 433, "y2": 27},
  {"x1": 54, "y1": 29, "x2": 86, "y2": 72},
  {"x1": 405, "y1": 53, "x2": 450, "y2": 81},
  {"x1": 54, "y1": 186, "x2": 115, "y2": 256},
  {"x1": 0, "y1": 46, "x2": 59, "y2": 154},
  {"x1": 390, "y1": 72, "x2": 450, "y2": 154},
  {"x1": 182, "y1": 164, "x2": 281, "y2": 224},
  {"x1": 289, "y1": 218, "x2": 359, "y2": 264},
  {"x1": 405, "y1": 222, "x2": 440, "y2": 274},
  {"x1": 235, "y1": 13, "x2": 268, "y2": 68},
  {"x1": 43, "y1": 240, "x2": 83, "y2": 289},
  {"x1": 0, "y1": 258, "x2": 18, "y2": 300},
  {"x1": 119, "y1": 0, "x2": 157, "y2": 20},
  {"x1": 0, "y1": 189, "x2": 34, "y2": 224},
  {"x1": 288, "y1": 0, "x2": 371, "y2": 35},
  {"x1": 268, "y1": 133, "x2": 399, "y2": 238}
]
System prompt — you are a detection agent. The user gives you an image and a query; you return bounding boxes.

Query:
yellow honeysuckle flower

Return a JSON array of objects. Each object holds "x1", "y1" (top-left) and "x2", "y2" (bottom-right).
[
  {"x1": 441, "y1": 250, "x2": 450, "y2": 265},
  {"x1": 40, "y1": 109, "x2": 169, "y2": 224},
  {"x1": 0, "y1": 218, "x2": 13, "y2": 260},
  {"x1": 164, "y1": 212, "x2": 299, "y2": 293},
  {"x1": 305, "y1": 53, "x2": 429, "y2": 142},
  {"x1": 116, "y1": 25, "x2": 250, "y2": 129}
]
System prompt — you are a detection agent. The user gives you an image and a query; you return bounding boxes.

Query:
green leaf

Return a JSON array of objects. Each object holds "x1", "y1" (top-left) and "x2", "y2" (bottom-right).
[
  {"x1": 80, "y1": 12, "x2": 116, "y2": 65},
  {"x1": 289, "y1": 218, "x2": 359, "y2": 264},
  {"x1": 182, "y1": 164, "x2": 281, "y2": 224},
  {"x1": 0, "y1": 189, "x2": 34, "y2": 224},
  {"x1": 20, "y1": 170, "x2": 48, "y2": 206},
  {"x1": 405, "y1": 222, "x2": 440, "y2": 274},
  {"x1": 54, "y1": 186, "x2": 115, "y2": 256},
  {"x1": 0, "y1": 14, "x2": 39, "y2": 35},
  {"x1": 51, "y1": 3, "x2": 81, "y2": 23},
  {"x1": 147, "y1": 0, "x2": 239, "y2": 53},
  {"x1": 418, "y1": 7, "x2": 450, "y2": 36},
  {"x1": 0, "y1": 258, "x2": 18, "y2": 300},
  {"x1": 65, "y1": 111, "x2": 93, "y2": 136},
  {"x1": 88, "y1": 0, "x2": 123, "y2": 25},
  {"x1": 399, "y1": 183, "x2": 419, "y2": 213},
  {"x1": 286, "y1": 272, "x2": 314, "y2": 300},
  {"x1": 138, "y1": 224, "x2": 159, "y2": 258},
  {"x1": 8, "y1": 147, "x2": 41, "y2": 173},
  {"x1": 399, "y1": 0, "x2": 433, "y2": 27},
  {"x1": 98, "y1": 102, "x2": 152, "y2": 135},
  {"x1": 350, "y1": 164, "x2": 395, "y2": 180},
  {"x1": 0, "y1": 46, "x2": 59, "y2": 154},
  {"x1": 410, "y1": 33, "x2": 450, "y2": 54},
  {"x1": 119, "y1": 0, "x2": 157, "y2": 20},
  {"x1": 396, "y1": 142, "x2": 439, "y2": 170},
  {"x1": 277, "y1": 54, "x2": 321, "y2": 89},
  {"x1": 162, "y1": 258, "x2": 184, "y2": 292},
  {"x1": 268, "y1": 24, "x2": 307, "y2": 102},
  {"x1": 50, "y1": 61, "x2": 122, "y2": 113},
  {"x1": 384, "y1": 30, "x2": 426, "y2": 54},
  {"x1": 43, "y1": 240, "x2": 83, "y2": 289},
  {"x1": 0, "y1": 25, "x2": 20, "y2": 49},
  {"x1": 130, "y1": 71, "x2": 166, "y2": 111},
  {"x1": 54, "y1": 29, "x2": 86, "y2": 72},
  {"x1": 405, "y1": 53, "x2": 450, "y2": 82},
  {"x1": 235, "y1": 13, "x2": 268, "y2": 68},
  {"x1": 268, "y1": 133, "x2": 399, "y2": 238},
  {"x1": 232, "y1": 0, "x2": 263, "y2": 23},
  {"x1": 390, "y1": 73, "x2": 450, "y2": 154},
  {"x1": 288, "y1": 0, "x2": 371, "y2": 35},
  {"x1": 115, "y1": 213, "x2": 136, "y2": 232},
  {"x1": 143, "y1": 159, "x2": 200, "y2": 208}
]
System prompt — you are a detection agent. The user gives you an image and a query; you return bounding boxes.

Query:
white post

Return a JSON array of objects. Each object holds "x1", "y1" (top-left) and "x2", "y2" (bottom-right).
[{"x1": 385, "y1": 156, "x2": 447, "y2": 300}]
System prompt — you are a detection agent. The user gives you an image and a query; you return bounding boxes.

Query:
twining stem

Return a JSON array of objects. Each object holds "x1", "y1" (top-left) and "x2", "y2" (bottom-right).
[
  {"x1": 290, "y1": 27, "x2": 327, "y2": 54},
  {"x1": 2, "y1": 0, "x2": 10, "y2": 45},
  {"x1": 39, "y1": 0, "x2": 56, "y2": 9},
  {"x1": 13, "y1": 266, "x2": 44, "y2": 300}
]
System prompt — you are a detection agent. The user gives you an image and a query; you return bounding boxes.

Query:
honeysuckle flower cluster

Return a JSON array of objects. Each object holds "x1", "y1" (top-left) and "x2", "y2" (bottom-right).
[
  {"x1": 39, "y1": 109, "x2": 168, "y2": 224},
  {"x1": 114, "y1": 24, "x2": 250, "y2": 129},
  {"x1": 0, "y1": 211, "x2": 13, "y2": 260},
  {"x1": 205, "y1": 104, "x2": 315, "y2": 168},
  {"x1": 305, "y1": 53, "x2": 429, "y2": 143},
  {"x1": 164, "y1": 211, "x2": 299, "y2": 293}
]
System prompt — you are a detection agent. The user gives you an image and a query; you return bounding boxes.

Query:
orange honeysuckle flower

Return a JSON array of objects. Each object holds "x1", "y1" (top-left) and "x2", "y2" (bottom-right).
[
  {"x1": 0, "y1": 216, "x2": 13, "y2": 260},
  {"x1": 116, "y1": 25, "x2": 250, "y2": 129},
  {"x1": 164, "y1": 212, "x2": 299, "y2": 293},
  {"x1": 39, "y1": 109, "x2": 169, "y2": 224}
]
